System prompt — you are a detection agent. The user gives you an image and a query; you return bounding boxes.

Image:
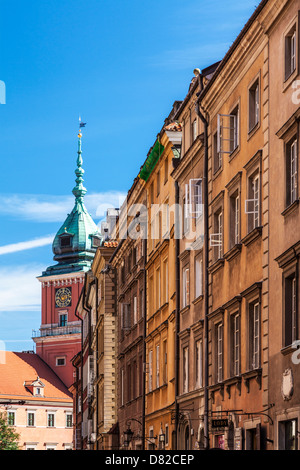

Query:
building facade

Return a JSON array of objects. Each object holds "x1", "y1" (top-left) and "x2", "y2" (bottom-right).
[{"x1": 0, "y1": 351, "x2": 73, "y2": 450}]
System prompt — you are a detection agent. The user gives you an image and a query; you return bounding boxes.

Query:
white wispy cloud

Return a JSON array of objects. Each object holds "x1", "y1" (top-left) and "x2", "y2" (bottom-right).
[
  {"x1": 0, "y1": 235, "x2": 54, "y2": 256},
  {"x1": 0, "y1": 265, "x2": 43, "y2": 312},
  {"x1": 0, "y1": 191, "x2": 126, "y2": 223}
]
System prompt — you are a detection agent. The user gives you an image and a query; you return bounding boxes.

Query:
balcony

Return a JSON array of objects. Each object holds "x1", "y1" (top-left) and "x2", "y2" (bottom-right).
[{"x1": 32, "y1": 324, "x2": 81, "y2": 338}]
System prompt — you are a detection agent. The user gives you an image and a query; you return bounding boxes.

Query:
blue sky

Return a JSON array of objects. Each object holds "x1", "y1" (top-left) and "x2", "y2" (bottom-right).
[{"x1": 0, "y1": 0, "x2": 258, "y2": 352}]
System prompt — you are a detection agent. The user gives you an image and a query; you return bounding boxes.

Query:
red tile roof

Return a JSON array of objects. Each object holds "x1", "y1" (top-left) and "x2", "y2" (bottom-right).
[
  {"x1": 103, "y1": 241, "x2": 118, "y2": 248},
  {"x1": 0, "y1": 352, "x2": 72, "y2": 402}
]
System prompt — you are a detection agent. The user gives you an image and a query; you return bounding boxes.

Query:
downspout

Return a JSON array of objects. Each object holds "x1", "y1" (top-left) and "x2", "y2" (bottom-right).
[
  {"x1": 174, "y1": 180, "x2": 180, "y2": 450},
  {"x1": 74, "y1": 275, "x2": 86, "y2": 451},
  {"x1": 142, "y1": 235, "x2": 147, "y2": 451},
  {"x1": 195, "y1": 75, "x2": 209, "y2": 450}
]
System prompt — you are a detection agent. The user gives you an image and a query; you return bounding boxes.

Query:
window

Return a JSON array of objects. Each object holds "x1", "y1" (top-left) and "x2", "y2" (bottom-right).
[
  {"x1": 230, "y1": 313, "x2": 240, "y2": 376},
  {"x1": 249, "y1": 79, "x2": 260, "y2": 132},
  {"x1": 286, "y1": 138, "x2": 298, "y2": 206},
  {"x1": 8, "y1": 411, "x2": 15, "y2": 426},
  {"x1": 182, "y1": 267, "x2": 190, "y2": 308},
  {"x1": 156, "y1": 267, "x2": 161, "y2": 310},
  {"x1": 133, "y1": 296, "x2": 138, "y2": 325},
  {"x1": 162, "y1": 340, "x2": 167, "y2": 384},
  {"x1": 195, "y1": 256, "x2": 203, "y2": 298},
  {"x1": 183, "y1": 346, "x2": 189, "y2": 393},
  {"x1": 121, "y1": 303, "x2": 131, "y2": 330},
  {"x1": 213, "y1": 131, "x2": 222, "y2": 172},
  {"x1": 60, "y1": 236, "x2": 72, "y2": 248},
  {"x1": 195, "y1": 340, "x2": 203, "y2": 389},
  {"x1": 27, "y1": 412, "x2": 35, "y2": 427},
  {"x1": 59, "y1": 313, "x2": 67, "y2": 327},
  {"x1": 185, "y1": 179, "x2": 203, "y2": 219},
  {"x1": 285, "y1": 24, "x2": 297, "y2": 81},
  {"x1": 165, "y1": 424, "x2": 169, "y2": 447},
  {"x1": 127, "y1": 363, "x2": 131, "y2": 402},
  {"x1": 148, "y1": 350, "x2": 153, "y2": 392},
  {"x1": 163, "y1": 259, "x2": 168, "y2": 304},
  {"x1": 164, "y1": 158, "x2": 168, "y2": 184},
  {"x1": 211, "y1": 209, "x2": 223, "y2": 260},
  {"x1": 157, "y1": 170, "x2": 160, "y2": 196},
  {"x1": 156, "y1": 345, "x2": 160, "y2": 388},
  {"x1": 121, "y1": 368, "x2": 124, "y2": 406},
  {"x1": 284, "y1": 273, "x2": 297, "y2": 347},
  {"x1": 192, "y1": 119, "x2": 197, "y2": 142},
  {"x1": 183, "y1": 196, "x2": 189, "y2": 234},
  {"x1": 246, "y1": 171, "x2": 260, "y2": 231},
  {"x1": 230, "y1": 106, "x2": 239, "y2": 152},
  {"x1": 216, "y1": 323, "x2": 223, "y2": 383},
  {"x1": 249, "y1": 302, "x2": 260, "y2": 369},
  {"x1": 217, "y1": 106, "x2": 239, "y2": 155},
  {"x1": 230, "y1": 191, "x2": 240, "y2": 247},
  {"x1": 47, "y1": 413, "x2": 55, "y2": 427},
  {"x1": 279, "y1": 419, "x2": 298, "y2": 450},
  {"x1": 66, "y1": 413, "x2": 73, "y2": 428},
  {"x1": 56, "y1": 357, "x2": 66, "y2": 366}
]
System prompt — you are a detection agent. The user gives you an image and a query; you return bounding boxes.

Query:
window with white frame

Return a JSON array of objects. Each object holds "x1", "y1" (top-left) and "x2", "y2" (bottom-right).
[
  {"x1": 148, "y1": 349, "x2": 153, "y2": 392},
  {"x1": 230, "y1": 191, "x2": 240, "y2": 248},
  {"x1": 66, "y1": 413, "x2": 73, "y2": 428},
  {"x1": 286, "y1": 137, "x2": 298, "y2": 207},
  {"x1": 192, "y1": 119, "x2": 198, "y2": 142},
  {"x1": 56, "y1": 356, "x2": 66, "y2": 367},
  {"x1": 285, "y1": 24, "x2": 297, "y2": 80},
  {"x1": 230, "y1": 313, "x2": 240, "y2": 377},
  {"x1": 156, "y1": 267, "x2": 161, "y2": 310},
  {"x1": 182, "y1": 266, "x2": 190, "y2": 308},
  {"x1": 211, "y1": 209, "x2": 223, "y2": 260},
  {"x1": 163, "y1": 258, "x2": 168, "y2": 304},
  {"x1": 246, "y1": 171, "x2": 260, "y2": 232},
  {"x1": 217, "y1": 106, "x2": 239, "y2": 155},
  {"x1": 183, "y1": 346, "x2": 189, "y2": 393},
  {"x1": 213, "y1": 131, "x2": 222, "y2": 172},
  {"x1": 216, "y1": 323, "x2": 223, "y2": 383},
  {"x1": 47, "y1": 412, "x2": 55, "y2": 428},
  {"x1": 27, "y1": 411, "x2": 35, "y2": 427},
  {"x1": 249, "y1": 301, "x2": 260, "y2": 370},
  {"x1": 162, "y1": 339, "x2": 167, "y2": 384},
  {"x1": 133, "y1": 295, "x2": 138, "y2": 325},
  {"x1": 195, "y1": 256, "x2": 203, "y2": 299},
  {"x1": 195, "y1": 339, "x2": 203, "y2": 389},
  {"x1": 185, "y1": 179, "x2": 203, "y2": 219},
  {"x1": 249, "y1": 79, "x2": 260, "y2": 132},
  {"x1": 156, "y1": 344, "x2": 160, "y2": 388},
  {"x1": 7, "y1": 411, "x2": 16, "y2": 426}
]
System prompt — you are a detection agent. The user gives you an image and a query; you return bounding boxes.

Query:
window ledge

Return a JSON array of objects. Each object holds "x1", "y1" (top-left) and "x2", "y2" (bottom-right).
[
  {"x1": 241, "y1": 226, "x2": 262, "y2": 247},
  {"x1": 213, "y1": 166, "x2": 223, "y2": 180},
  {"x1": 223, "y1": 243, "x2": 242, "y2": 261},
  {"x1": 280, "y1": 344, "x2": 296, "y2": 356},
  {"x1": 180, "y1": 305, "x2": 190, "y2": 315},
  {"x1": 247, "y1": 121, "x2": 260, "y2": 141},
  {"x1": 208, "y1": 258, "x2": 225, "y2": 274},
  {"x1": 281, "y1": 199, "x2": 299, "y2": 217},
  {"x1": 229, "y1": 146, "x2": 240, "y2": 162},
  {"x1": 242, "y1": 368, "x2": 262, "y2": 392},
  {"x1": 192, "y1": 295, "x2": 203, "y2": 306}
]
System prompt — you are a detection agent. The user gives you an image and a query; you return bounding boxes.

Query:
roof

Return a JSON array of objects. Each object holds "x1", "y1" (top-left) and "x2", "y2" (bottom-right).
[
  {"x1": 42, "y1": 134, "x2": 102, "y2": 277},
  {"x1": 103, "y1": 241, "x2": 119, "y2": 248},
  {"x1": 0, "y1": 352, "x2": 72, "y2": 403}
]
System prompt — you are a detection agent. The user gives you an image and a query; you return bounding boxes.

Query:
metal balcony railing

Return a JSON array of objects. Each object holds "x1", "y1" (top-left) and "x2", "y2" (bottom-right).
[{"x1": 32, "y1": 325, "x2": 81, "y2": 338}]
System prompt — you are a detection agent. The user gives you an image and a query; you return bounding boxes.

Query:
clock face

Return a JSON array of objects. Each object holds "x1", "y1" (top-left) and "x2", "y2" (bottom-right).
[{"x1": 55, "y1": 287, "x2": 72, "y2": 308}]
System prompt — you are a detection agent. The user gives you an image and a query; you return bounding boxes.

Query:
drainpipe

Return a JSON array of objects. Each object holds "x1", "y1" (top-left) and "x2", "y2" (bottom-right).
[
  {"x1": 74, "y1": 275, "x2": 86, "y2": 451},
  {"x1": 195, "y1": 76, "x2": 209, "y2": 450},
  {"x1": 142, "y1": 235, "x2": 147, "y2": 451},
  {"x1": 174, "y1": 180, "x2": 180, "y2": 450}
]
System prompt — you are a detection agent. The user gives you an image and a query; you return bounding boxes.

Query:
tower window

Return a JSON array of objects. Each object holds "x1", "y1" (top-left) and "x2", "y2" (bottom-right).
[{"x1": 60, "y1": 236, "x2": 72, "y2": 248}]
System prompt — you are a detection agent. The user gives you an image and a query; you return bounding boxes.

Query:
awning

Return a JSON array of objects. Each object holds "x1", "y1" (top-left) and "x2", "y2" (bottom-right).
[{"x1": 139, "y1": 139, "x2": 165, "y2": 182}]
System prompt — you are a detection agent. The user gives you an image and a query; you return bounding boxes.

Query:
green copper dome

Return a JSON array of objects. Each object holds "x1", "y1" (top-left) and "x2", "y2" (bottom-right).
[{"x1": 42, "y1": 131, "x2": 102, "y2": 277}]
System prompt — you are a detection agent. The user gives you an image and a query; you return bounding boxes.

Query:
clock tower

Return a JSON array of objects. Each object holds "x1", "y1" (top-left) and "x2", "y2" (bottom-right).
[{"x1": 33, "y1": 129, "x2": 102, "y2": 387}]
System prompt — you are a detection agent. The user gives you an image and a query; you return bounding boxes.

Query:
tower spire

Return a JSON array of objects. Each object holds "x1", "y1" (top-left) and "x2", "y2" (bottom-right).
[{"x1": 72, "y1": 120, "x2": 87, "y2": 202}]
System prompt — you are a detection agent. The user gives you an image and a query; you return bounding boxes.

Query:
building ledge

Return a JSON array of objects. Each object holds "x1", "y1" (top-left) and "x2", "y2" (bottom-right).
[
  {"x1": 241, "y1": 226, "x2": 262, "y2": 247},
  {"x1": 281, "y1": 199, "x2": 299, "y2": 218},
  {"x1": 208, "y1": 258, "x2": 225, "y2": 275},
  {"x1": 223, "y1": 243, "x2": 242, "y2": 261}
]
